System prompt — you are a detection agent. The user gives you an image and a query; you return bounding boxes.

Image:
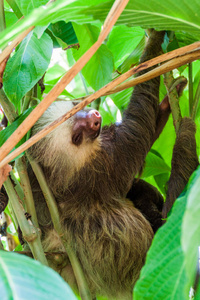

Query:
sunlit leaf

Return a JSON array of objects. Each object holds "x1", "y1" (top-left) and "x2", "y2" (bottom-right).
[
  {"x1": 182, "y1": 167, "x2": 200, "y2": 297},
  {"x1": 0, "y1": 250, "x2": 77, "y2": 300},
  {"x1": 72, "y1": 23, "x2": 114, "y2": 90},
  {"x1": 3, "y1": 32, "x2": 52, "y2": 107},
  {"x1": 134, "y1": 193, "x2": 188, "y2": 300},
  {"x1": 142, "y1": 151, "x2": 170, "y2": 178},
  {"x1": 107, "y1": 25, "x2": 145, "y2": 67},
  {"x1": 88, "y1": 0, "x2": 200, "y2": 38}
]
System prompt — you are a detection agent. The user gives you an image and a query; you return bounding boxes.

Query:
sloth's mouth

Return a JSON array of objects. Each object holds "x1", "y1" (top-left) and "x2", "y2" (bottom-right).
[
  {"x1": 72, "y1": 127, "x2": 101, "y2": 146},
  {"x1": 72, "y1": 132, "x2": 83, "y2": 146}
]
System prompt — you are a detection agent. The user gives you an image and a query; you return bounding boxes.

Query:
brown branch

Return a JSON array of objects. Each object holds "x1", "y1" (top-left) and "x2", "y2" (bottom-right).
[
  {"x1": 107, "y1": 49, "x2": 200, "y2": 95},
  {"x1": 0, "y1": 48, "x2": 200, "y2": 169},
  {"x1": 0, "y1": 0, "x2": 129, "y2": 165}
]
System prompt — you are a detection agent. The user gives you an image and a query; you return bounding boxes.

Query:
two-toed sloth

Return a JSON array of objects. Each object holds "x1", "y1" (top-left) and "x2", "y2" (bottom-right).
[{"x1": 28, "y1": 30, "x2": 198, "y2": 299}]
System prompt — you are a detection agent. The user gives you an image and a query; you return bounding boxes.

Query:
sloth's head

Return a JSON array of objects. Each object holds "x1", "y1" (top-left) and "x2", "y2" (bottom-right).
[{"x1": 30, "y1": 101, "x2": 102, "y2": 186}]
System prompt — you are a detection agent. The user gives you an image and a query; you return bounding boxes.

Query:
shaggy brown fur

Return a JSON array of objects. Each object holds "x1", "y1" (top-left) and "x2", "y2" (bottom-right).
[
  {"x1": 28, "y1": 30, "x2": 179, "y2": 299},
  {"x1": 162, "y1": 117, "x2": 199, "y2": 218}
]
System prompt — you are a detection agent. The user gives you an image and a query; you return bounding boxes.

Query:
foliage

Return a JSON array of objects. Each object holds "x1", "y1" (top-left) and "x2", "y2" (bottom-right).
[
  {"x1": 0, "y1": 0, "x2": 200, "y2": 299},
  {"x1": 0, "y1": 250, "x2": 76, "y2": 300}
]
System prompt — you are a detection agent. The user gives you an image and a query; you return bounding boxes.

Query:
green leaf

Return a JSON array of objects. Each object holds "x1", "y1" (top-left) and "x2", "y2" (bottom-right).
[
  {"x1": 134, "y1": 194, "x2": 188, "y2": 300},
  {"x1": 154, "y1": 172, "x2": 169, "y2": 196},
  {"x1": 88, "y1": 0, "x2": 200, "y2": 39},
  {"x1": 141, "y1": 150, "x2": 170, "y2": 178},
  {"x1": 3, "y1": 32, "x2": 53, "y2": 107},
  {"x1": 195, "y1": 283, "x2": 200, "y2": 300},
  {"x1": 152, "y1": 115, "x2": 175, "y2": 167},
  {"x1": 182, "y1": 167, "x2": 200, "y2": 297},
  {"x1": 107, "y1": 25, "x2": 145, "y2": 67},
  {"x1": 49, "y1": 21, "x2": 78, "y2": 49},
  {"x1": 0, "y1": 108, "x2": 34, "y2": 157},
  {"x1": 4, "y1": 12, "x2": 18, "y2": 27},
  {"x1": 6, "y1": 0, "x2": 23, "y2": 18},
  {"x1": 116, "y1": 35, "x2": 145, "y2": 74},
  {"x1": 99, "y1": 97, "x2": 119, "y2": 126},
  {"x1": 72, "y1": 23, "x2": 114, "y2": 90},
  {"x1": 15, "y1": 0, "x2": 48, "y2": 15},
  {"x1": 0, "y1": 250, "x2": 77, "y2": 300},
  {"x1": 45, "y1": 64, "x2": 66, "y2": 82},
  {"x1": 111, "y1": 88, "x2": 132, "y2": 110}
]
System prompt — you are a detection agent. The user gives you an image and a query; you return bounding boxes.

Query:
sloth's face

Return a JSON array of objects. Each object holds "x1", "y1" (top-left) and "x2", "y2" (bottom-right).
[{"x1": 72, "y1": 108, "x2": 101, "y2": 146}]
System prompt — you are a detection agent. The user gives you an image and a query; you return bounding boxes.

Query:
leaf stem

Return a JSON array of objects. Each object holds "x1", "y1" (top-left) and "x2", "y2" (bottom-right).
[
  {"x1": 22, "y1": 90, "x2": 32, "y2": 112},
  {"x1": 191, "y1": 79, "x2": 200, "y2": 120},
  {"x1": 0, "y1": 89, "x2": 17, "y2": 123},
  {"x1": 188, "y1": 63, "x2": 193, "y2": 116},
  {"x1": 4, "y1": 177, "x2": 48, "y2": 265},
  {"x1": 79, "y1": 71, "x2": 89, "y2": 95},
  {"x1": 16, "y1": 156, "x2": 39, "y2": 228},
  {"x1": 0, "y1": 0, "x2": 6, "y2": 32}
]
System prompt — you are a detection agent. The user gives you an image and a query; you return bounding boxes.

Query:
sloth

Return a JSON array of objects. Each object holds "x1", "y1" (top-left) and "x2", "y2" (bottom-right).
[{"x1": 28, "y1": 30, "x2": 198, "y2": 300}]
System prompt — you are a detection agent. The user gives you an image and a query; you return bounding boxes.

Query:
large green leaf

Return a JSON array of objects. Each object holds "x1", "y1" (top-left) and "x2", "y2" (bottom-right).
[
  {"x1": 134, "y1": 194, "x2": 188, "y2": 300},
  {"x1": 88, "y1": 0, "x2": 200, "y2": 39},
  {"x1": 181, "y1": 167, "x2": 200, "y2": 298},
  {"x1": 0, "y1": 250, "x2": 77, "y2": 300},
  {"x1": 72, "y1": 23, "x2": 114, "y2": 90},
  {"x1": 107, "y1": 25, "x2": 144, "y2": 67},
  {"x1": 141, "y1": 150, "x2": 170, "y2": 178},
  {"x1": 3, "y1": 31, "x2": 53, "y2": 107}
]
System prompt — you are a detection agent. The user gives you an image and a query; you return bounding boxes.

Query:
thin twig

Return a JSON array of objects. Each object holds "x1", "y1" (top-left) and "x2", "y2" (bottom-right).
[{"x1": 1, "y1": 48, "x2": 200, "y2": 169}]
